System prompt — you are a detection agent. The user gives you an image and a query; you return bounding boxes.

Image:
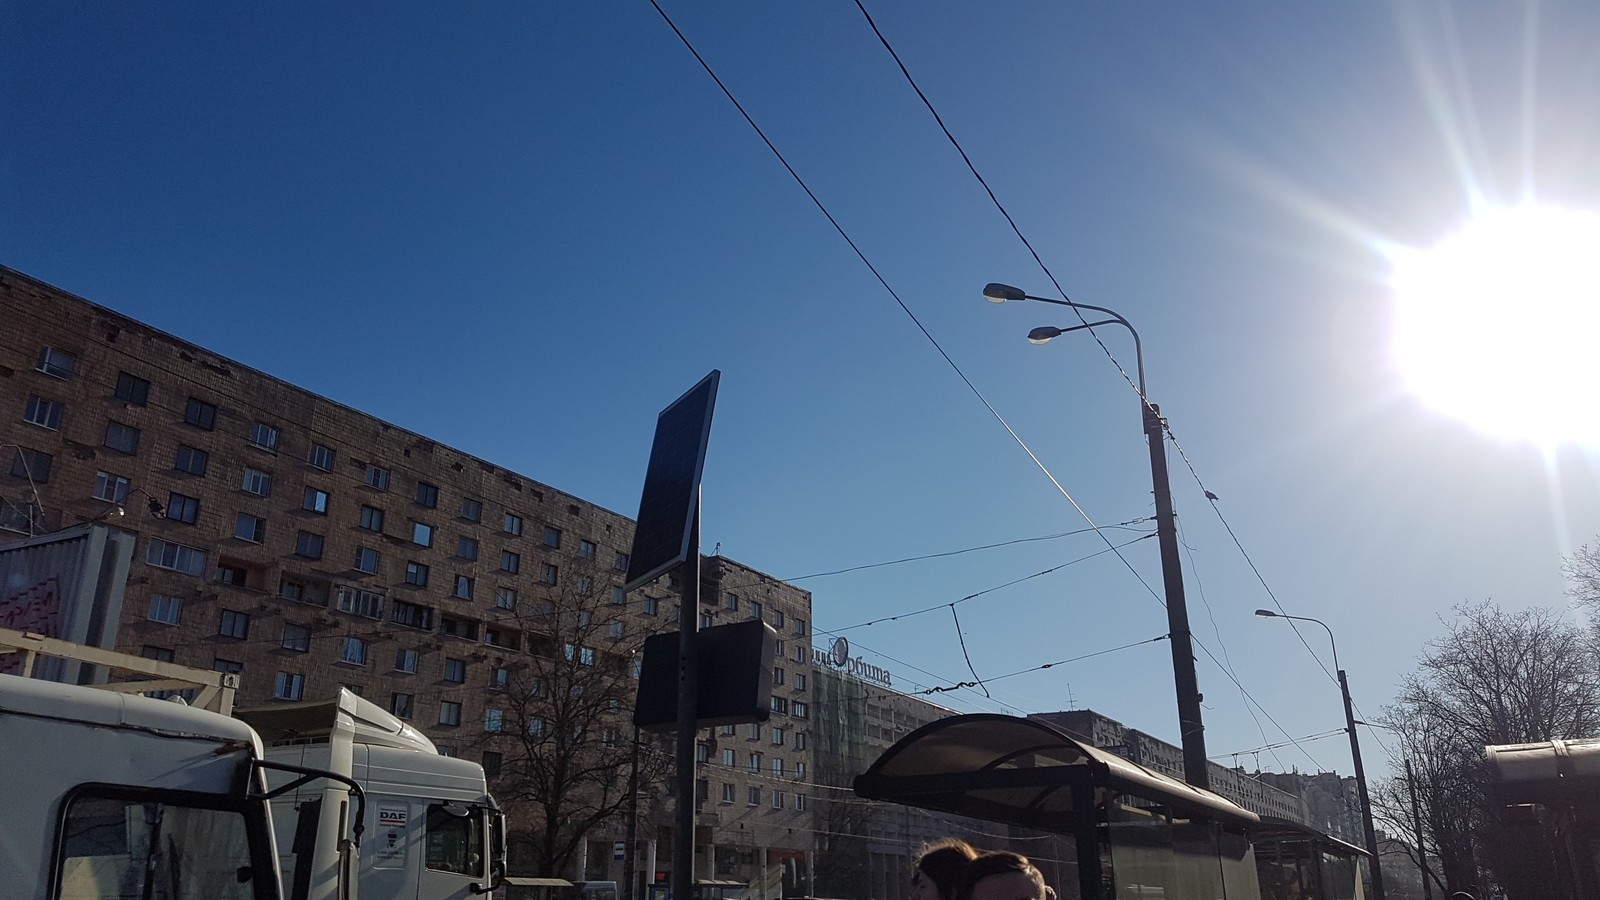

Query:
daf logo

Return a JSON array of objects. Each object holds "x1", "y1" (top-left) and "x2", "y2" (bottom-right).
[{"x1": 830, "y1": 637, "x2": 850, "y2": 668}]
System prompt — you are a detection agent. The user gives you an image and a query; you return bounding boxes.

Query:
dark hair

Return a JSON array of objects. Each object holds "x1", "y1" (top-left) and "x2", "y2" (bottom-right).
[
  {"x1": 956, "y1": 852, "x2": 1049, "y2": 900},
  {"x1": 915, "y1": 839, "x2": 979, "y2": 900}
]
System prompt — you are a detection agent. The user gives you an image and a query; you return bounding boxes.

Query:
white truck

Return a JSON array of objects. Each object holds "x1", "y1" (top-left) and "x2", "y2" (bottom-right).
[
  {"x1": 237, "y1": 689, "x2": 507, "y2": 900},
  {"x1": 1, "y1": 627, "x2": 507, "y2": 900}
]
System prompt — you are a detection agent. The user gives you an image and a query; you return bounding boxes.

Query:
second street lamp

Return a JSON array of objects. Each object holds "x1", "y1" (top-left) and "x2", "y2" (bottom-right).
[
  {"x1": 1255, "y1": 609, "x2": 1387, "y2": 900},
  {"x1": 985, "y1": 282, "x2": 1209, "y2": 790}
]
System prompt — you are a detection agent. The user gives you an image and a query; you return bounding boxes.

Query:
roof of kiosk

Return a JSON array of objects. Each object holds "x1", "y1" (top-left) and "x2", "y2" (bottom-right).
[{"x1": 853, "y1": 713, "x2": 1258, "y2": 833}]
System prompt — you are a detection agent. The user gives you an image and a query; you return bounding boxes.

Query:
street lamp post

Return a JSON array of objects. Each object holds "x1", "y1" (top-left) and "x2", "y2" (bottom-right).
[
  {"x1": 984, "y1": 282, "x2": 1209, "y2": 790},
  {"x1": 1255, "y1": 609, "x2": 1386, "y2": 900}
]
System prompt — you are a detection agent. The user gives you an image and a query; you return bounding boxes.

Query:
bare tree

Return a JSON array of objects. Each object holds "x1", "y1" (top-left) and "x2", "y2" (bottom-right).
[
  {"x1": 1376, "y1": 600, "x2": 1600, "y2": 899},
  {"x1": 476, "y1": 571, "x2": 672, "y2": 878},
  {"x1": 1563, "y1": 541, "x2": 1600, "y2": 609}
]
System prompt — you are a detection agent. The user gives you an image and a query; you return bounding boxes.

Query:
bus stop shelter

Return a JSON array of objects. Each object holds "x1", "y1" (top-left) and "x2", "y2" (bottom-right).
[
  {"x1": 1250, "y1": 817, "x2": 1368, "y2": 900},
  {"x1": 853, "y1": 714, "x2": 1261, "y2": 900}
]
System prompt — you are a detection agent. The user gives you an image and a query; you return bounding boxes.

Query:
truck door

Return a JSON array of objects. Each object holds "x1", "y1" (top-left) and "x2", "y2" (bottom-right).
[{"x1": 418, "y1": 801, "x2": 488, "y2": 899}]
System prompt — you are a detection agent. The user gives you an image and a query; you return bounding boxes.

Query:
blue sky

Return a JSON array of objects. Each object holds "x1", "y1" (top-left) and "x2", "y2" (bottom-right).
[{"x1": 6, "y1": 2, "x2": 1600, "y2": 780}]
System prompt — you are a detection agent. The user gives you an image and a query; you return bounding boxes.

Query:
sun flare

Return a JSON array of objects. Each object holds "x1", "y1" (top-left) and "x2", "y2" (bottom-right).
[{"x1": 1390, "y1": 204, "x2": 1600, "y2": 446}]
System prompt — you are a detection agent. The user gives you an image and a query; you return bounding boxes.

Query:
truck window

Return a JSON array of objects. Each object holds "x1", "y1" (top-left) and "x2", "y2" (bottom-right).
[
  {"x1": 56, "y1": 790, "x2": 267, "y2": 899},
  {"x1": 425, "y1": 802, "x2": 484, "y2": 876}
]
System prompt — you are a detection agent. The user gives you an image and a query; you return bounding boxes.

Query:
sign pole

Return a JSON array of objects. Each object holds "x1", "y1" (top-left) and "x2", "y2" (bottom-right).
[{"x1": 671, "y1": 498, "x2": 701, "y2": 900}]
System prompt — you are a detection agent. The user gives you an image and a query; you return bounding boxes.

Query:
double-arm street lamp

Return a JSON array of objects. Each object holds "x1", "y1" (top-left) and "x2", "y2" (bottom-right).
[
  {"x1": 984, "y1": 282, "x2": 1209, "y2": 790},
  {"x1": 1255, "y1": 609, "x2": 1386, "y2": 900}
]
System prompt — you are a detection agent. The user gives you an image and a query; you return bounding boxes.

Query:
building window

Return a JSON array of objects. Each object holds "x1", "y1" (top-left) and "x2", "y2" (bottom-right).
[
  {"x1": 241, "y1": 468, "x2": 272, "y2": 497},
  {"x1": 412, "y1": 521, "x2": 432, "y2": 547},
  {"x1": 793, "y1": 644, "x2": 806, "y2": 663},
  {"x1": 723, "y1": 592, "x2": 738, "y2": 611},
  {"x1": 216, "y1": 563, "x2": 248, "y2": 586},
  {"x1": 794, "y1": 673, "x2": 806, "y2": 692},
  {"x1": 218, "y1": 610, "x2": 250, "y2": 640},
  {"x1": 275, "y1": 672, "x2": 304, "y2": 701},
  {"x1": 36, "y1": 346, "x2": 74, "y2": 379},
  {"x1": 495, "y1": 587, "x2": 517, "y2": 610},
  {"x1": 643, "y1": 597, "x2": 659, "y2": 617},
  {"x1": 101, "y1": 421, "x2": 141, "y2": 455},
  {"x1": 540, "y1": 564, "x2": 558, "y2": 586},
  {"x1": 793, "y1": 617, "x2": 807, "y2": 636},
  {"x1": 22, "y1": 395, "x2": 63, "y2": 430},
  {"x1": 353, "y1": 547, "x2": 380, "y2": 574},
  {"x1": 482, "y1": 751, "x2": 502, "y2": 777},
  {"x1": 11, "y1": 447, "x2": 53, "y2": 483},
  {"x1": 748, "y1": 787, "x2": 761, "y2": 807},
  {"x1": 234, "y1": 513, "x2": 266, "y2": 543},
  {"x1": 721, "y1": 783, "x2": 736, "y2": 804},
  {"x1": 146, "y1": 539, "x2": 206, "y2": 576},
  {"x1": 503, "y1": 513, "x2": 522, "y2": 535},
  {"x1": 93, "y1": 471, "x2": 131, "y2": 504},
  {"x1": 542, "y1": 527, "x2": 561, "y2": 549},
  {"x1": 114, "y1": 372, "x2": 151, "y2": 406},
  {"x1": 456, "y1": 537, "x2": 478, "y2": 561},
  {"x1": 695, "y1": 742, "x2": 711, "y2": 764},
  {"x1": 579, "y1": 540, "x2": 596, "y2": 561},
  {"x1": 772, "y1": 757, "x2": 784, "y2": 777},
  {"x1": 720, "y1": 748, "x2": 735, "y2": 767},
  {"x1": 340, "y1": 637, "x2": 369, "y2": 666},
  {"x1": 405, "y1": 561, "x2": 430, "y2": 587},
  {"x1": 749, "y1": 601, "x2": 763, "y2": 621},
  {"x1": 395, "y1": 649, "x2": 419, "y2": 673},
  {"x1": 611, "y1": 587, "x2": 626, "y2": 606},
  {"x1": 416, "y1": 481, "x2": 439, "y2": 508},
  {"x1": 609, "y1": 621, "x2": 624, "y2": 640},
  {"x1": 576, "y1": 575, "x2": 592, "y2": 596},
  {"x1": 359, "y1": 505, "x2": 386, "y2": 532},
  {"x1": 282, "y1": 623, "x2": 311, "y2": 652},
  {"x1": 184, "y1": 397, "x2": 217, "y2": 430},
  {"x1": 795, "y1": 762, "x2": 806, "y2": 781},
  {"x1": 792, "y1": 701, "x2": 809, "y2": 719},
  {"x1": 770, "y1": 697, "x2": 788, "y2": 715},
  {"x1": 460, "y1": 498, "x2": 482, "y2": 522},
  {"x1": 390, "y1": 694, "x2": 414, "y2": 719},
  {"x1": 166, "y1": 493, "x2": 200, "y2": 524},
  {"x1": 249, "y1": 422, "x2": 279, "y2": 453},
  {"x1": 771, "y1": 727, "x2": 785, "y2": 747},
  {"x1": 337, "y1": 586, "x2": 384, "y2": 619},
  {"x1": 795, "y1": 794, "x2": 806, "y2": 811},
  {"x1": 613, "y1": 552, "x2": 629, "y2": 573},
  {"x1": 484, "y1": 709, "x2": 504, "y2": 732},
  {"x1": 773, "y1": 667, "x2": 785, "y2": 686},
  {"x1": 143, "y1": 645, "x2": 175, "y2": 663},
  {"x1": 391, "y1": 599, "x2": 434, "y2": 631},
  {"x1": 772, "y1": 790, "x2": 785, "y2": 810},
  {"x1": 307, "y1": 443, "x2": 336, "y2": 471},
  {"x1": 439, "y1": 700, "x2": 462, "y2": 726},
  {"x1": 491, "y1": 666, "x2": 509, "y2": 689},
  {"x1": 364, "y1": 464, "x2": 390, "y2": 490},
  {"x1": 174, "y1": 445, "x2": 208, "y2": 476},
  {"x1": 794, "y1": 732, "x2": 807, "y2": 751},
  {"x1": 500, "y1": 550, "x2": 520, "y2": 574},
  {"x1": 295, "y1": 531, "x2": 325, "y2": 560},
  {"x1": 748, "y1": 723, "x2": 762, "y2": 741},
  {"x1": 772, "y1": 610, "x2": 785, "y2": 629},
  {"x1": 147, "y1": 594, "x2": 182, "y2": 625},
  {"x1": 303, "y1": 487, "x2": 329, "y2": 514},
  {"x1": 453, "y1": 575, "x2": 474, "y2": 600},
  {"x1": 444, "y1": 658, "x2": 466, "y2": 683}
]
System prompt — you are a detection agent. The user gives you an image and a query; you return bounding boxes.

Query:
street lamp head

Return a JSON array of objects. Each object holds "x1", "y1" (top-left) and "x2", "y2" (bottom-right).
[
  {"x1": 1254, "y1": 609, "x2": 1278, "y2": 618},
  {"x1": 983, "y1": 283, "x2": 1027, "y2": 304},
  {"x1": 1027, "y1": 326, "x2": 1064, "y2": 345}
]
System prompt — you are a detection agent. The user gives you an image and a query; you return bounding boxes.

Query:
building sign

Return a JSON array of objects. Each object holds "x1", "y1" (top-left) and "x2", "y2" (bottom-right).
[{"x1": 813, "y1": 636, "x2": 892, "y2": 687}]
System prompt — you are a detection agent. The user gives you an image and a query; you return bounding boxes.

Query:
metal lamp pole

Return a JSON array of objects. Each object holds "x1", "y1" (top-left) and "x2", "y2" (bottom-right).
[
  {"x1": 984, "y1": 282, "x2": 1209, "y2": 790},
  {"x1": 1255, "y1": 609, "x2": 1386, "y2": 900}
]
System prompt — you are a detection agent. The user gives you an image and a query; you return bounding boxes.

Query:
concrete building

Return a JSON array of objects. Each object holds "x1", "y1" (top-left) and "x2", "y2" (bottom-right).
[{"x1": 0, "y1": 266, "x2": 814, "y2": 894}]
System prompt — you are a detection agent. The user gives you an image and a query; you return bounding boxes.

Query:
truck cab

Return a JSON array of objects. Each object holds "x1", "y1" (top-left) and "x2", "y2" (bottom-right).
[{"x1": 238, "y1": 689, "x2": 506, "y2": 900}]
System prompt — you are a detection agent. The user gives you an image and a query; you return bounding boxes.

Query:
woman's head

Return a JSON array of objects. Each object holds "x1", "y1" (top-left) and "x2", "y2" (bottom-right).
[
  {"x1": 957, "y1": 852, "x2": 1051, "y2": 900},
  {"x1": 910, "y1": 839, "x2": 978, "y2": 900}
]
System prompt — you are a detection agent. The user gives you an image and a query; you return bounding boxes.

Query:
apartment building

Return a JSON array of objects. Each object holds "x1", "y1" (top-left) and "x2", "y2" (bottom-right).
[{"x1": 0, "y1": 265, "x2": 814, "y2": 892}]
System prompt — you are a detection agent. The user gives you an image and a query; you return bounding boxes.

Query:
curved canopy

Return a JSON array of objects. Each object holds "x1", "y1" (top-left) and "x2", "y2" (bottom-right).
[
  {"x1": 1251, "y1": 816, "x2": 1369, "y2": 859},
  {"x1": 853, "y1": 713, "x2": 1258, "y2": 833}
]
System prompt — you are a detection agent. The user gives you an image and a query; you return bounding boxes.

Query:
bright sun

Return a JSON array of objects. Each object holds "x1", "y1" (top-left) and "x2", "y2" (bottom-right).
[{"x1": 1390, "y1": 204, "x2": 1600, "y2": 447}]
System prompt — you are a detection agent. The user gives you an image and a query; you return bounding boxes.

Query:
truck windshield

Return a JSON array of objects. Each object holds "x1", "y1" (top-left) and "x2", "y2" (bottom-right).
[{"x1": 57, "y1": 792, "x2": 268, "y2": 900}]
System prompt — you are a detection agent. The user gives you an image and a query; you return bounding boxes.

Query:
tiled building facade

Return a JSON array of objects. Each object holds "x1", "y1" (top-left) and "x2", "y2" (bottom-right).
[{"x1": 0, "y1": 266, "x2": 815, "y2": 892}]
